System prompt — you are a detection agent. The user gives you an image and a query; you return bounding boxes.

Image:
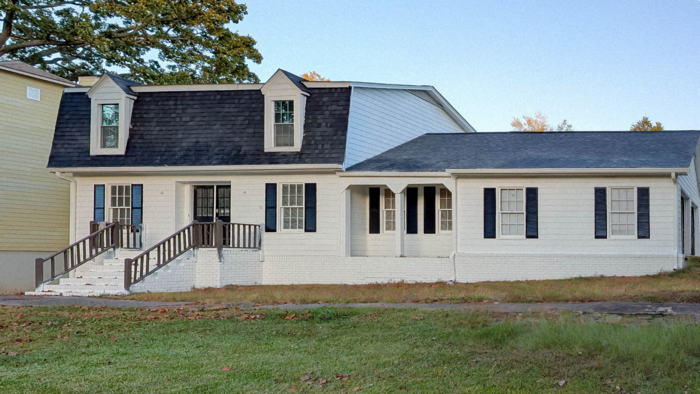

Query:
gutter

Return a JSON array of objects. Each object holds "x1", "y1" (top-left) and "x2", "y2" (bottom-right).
[
  {"x1": 447, "y1": 167, "x2": 690, "y2": 177},
  {"x1": 54, "y1": 172, "x2": 77, "y2": 243},
  {"x1": 49, "y1": 163, "x2": 342, "y2": 175}
]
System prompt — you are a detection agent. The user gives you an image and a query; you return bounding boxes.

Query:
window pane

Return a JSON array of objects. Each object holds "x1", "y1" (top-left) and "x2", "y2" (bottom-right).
[{"x1": 101, "y1": 105, "x2": 119, "y2": 126}]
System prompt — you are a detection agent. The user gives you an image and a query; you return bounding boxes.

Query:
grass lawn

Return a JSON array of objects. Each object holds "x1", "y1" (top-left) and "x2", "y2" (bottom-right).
[
  {"x1": 121, "y1": 258, "x2": 700, "y2": 305},
  {"x1": 1, "y1": 305, "x2": 700, "y2": 393}
]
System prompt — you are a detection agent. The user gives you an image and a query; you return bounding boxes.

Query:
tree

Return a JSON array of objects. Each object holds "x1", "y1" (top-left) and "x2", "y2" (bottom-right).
[
  {"x1": 630, "y1": 116, "x2": 664, "y2": 131},
  {"x1": 0, "y1": 0, "x2": 263, "y2": 84},
  {"x1": 301, "y1": 71, "x2": 329, "y2": 81},
  {"x1": 511, "y1": 112, "x2": 573, "y2": 132}
]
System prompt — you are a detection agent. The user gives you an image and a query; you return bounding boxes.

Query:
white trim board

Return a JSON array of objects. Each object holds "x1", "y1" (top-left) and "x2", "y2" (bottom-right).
[{"x1": 49, "y1": 163, "x2": 342, "y2": 175}]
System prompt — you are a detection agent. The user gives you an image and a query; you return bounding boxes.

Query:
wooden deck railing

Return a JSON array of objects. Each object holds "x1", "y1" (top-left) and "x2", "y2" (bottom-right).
[
  {"x1": 35, "y1": 222, "x2": 119, "y2": 287},
  {"x1": 90, "y1": 222, "x2": 142, "y2": 250},
  {"x1": 124, "y1": 221, "x2": 261, "y2": 290}
]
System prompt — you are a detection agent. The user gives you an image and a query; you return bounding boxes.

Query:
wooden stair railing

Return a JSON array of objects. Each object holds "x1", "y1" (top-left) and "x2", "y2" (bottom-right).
[
  {"x1": 124, "y1": 221, "x2": 262, "y2": 290},
  {"x1": 35, "y1": 222, "x2": 119, "y2": 288}
]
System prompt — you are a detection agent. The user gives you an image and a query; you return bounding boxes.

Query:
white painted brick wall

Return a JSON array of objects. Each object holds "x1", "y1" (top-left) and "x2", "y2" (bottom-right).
[
  {"x1": 456, "y1": 253, "x2": 677, "y2": 283},
  {"x1": 130, "y1": 251, "x2": 196, "y2": 293}
]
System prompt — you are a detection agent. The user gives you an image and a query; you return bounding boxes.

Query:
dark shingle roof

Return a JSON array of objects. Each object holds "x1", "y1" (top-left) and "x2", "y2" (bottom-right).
[
  {"x1": 0, "y1": 61, "x2": 75, "y2": 86},
  {"x1": 279, "y1": 69, "x2": 310, "y2": 93},
  {"x1": 48, "y1": 87, "x2": 351, "y2": 168},
  {"x1": 347, "y1": 131, "x2": 700, "y2": 172},
  {"x1": 106, "y1": 74, "x2": 141, "y2": 95}
]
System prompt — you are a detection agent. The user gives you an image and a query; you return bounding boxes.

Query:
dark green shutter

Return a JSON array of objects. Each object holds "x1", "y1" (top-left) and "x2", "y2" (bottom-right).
[
  {"x1": 637, "y1": 187, "x2": 650, "y2": 239},
  {"x1": 407, "y1": 187, "x2": 418, "y2": 234},
  {"x1": 526, "y1": 188, "x2": 538, "y2": 238},
  {"x1": 424, "y1": 187, "x2": 436, "y2": 234},
  {"x1": 369, "y1": 188, "x2": 380, "y2": 234},
  {"x1": 131, "y1": 184, "x2": 143, "y2": 227},
  {"x1": 265, "y1": 184, "x2": 276, "y2": 232},
  {"x1": 304, "y1": 183, "x2": 316, "y2": 232},
  {"x1": 94, "y1": 185, "x2": 105, "y2": 222},
  {"x1": 595, "y1": 188, "x2": 607, "y2": 239},
  {"x1": 484, "y1": 188, "x2": 496, "y2": 238}
]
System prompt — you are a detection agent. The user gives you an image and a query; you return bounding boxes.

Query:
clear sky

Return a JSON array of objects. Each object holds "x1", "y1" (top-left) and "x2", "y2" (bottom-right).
[{"x1": 236, "y1": 0, "x2": 699, "y2": 132}]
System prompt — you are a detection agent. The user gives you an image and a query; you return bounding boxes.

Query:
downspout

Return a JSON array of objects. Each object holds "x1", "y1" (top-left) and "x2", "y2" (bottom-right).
[{"x1": 55, "y1": 172, "x2": 77, "y2": 243}]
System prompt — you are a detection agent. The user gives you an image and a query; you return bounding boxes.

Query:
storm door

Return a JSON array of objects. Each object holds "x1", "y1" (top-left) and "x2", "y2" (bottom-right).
[{"x1": 193, "y1": 185, "x2": 231, "y2": 223}]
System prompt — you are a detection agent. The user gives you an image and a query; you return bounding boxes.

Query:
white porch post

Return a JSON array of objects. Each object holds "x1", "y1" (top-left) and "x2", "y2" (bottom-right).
[
  {"x1": 684, "y1": 197, "x2": 692, "y2": 255},
  {"x1": 395, "y1": 189, "x2": 405, "y2": 257},
  {"x1": 342, "y1": 188, "x2": 352, "y2": 257}
]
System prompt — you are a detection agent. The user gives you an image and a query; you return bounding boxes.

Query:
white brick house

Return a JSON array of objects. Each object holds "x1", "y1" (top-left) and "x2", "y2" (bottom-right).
[{"x1": 31, "y1": 69, "x2": 700, "y2": 295}]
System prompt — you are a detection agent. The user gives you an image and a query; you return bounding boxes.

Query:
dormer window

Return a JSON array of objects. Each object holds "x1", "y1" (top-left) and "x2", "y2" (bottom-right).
[
  {"x1": 274, "y1": 100, "x2": 294, "y2": 147},
  {"x1": 101, "y1": 104, "x2": 120, "y2": 149}
]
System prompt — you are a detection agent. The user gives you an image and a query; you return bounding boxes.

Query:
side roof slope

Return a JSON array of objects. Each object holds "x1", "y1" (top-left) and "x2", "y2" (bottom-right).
[
  {"x1": 347, "y1": 131, "x2": 700, "y2": 172},
  {"x1": 0, "y1": 61, "x2": 75, "y2": 86}
]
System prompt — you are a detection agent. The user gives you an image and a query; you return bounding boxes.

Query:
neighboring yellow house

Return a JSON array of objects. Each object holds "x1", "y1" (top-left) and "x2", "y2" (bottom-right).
[{"x1": 0, "y1": 61, "x2": 76, "y2": 292}]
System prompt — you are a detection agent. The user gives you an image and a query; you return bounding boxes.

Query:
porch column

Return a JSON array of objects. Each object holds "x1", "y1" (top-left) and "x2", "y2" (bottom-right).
[
  {"x1": 395, "y1": 189, "x2": 405, "y2": 257},
  {"x1": 341, "y1": 188, "x2": 352, "y2": 257},
  {"x1": 684, "y1": 197, "x2": 692, "y2": 255}
]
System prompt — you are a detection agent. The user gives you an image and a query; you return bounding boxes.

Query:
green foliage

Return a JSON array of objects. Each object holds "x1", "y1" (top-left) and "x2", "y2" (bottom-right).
[
  {"x1": 630, "y1": 116, "x2": 664, "y2": 131},
  {"x1": 0, "y1": 0, "x2": 262, "y2": 84}
]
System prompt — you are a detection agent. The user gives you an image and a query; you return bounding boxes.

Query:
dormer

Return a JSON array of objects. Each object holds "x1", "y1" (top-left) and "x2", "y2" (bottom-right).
[
  {"x1": 261, "y1": 69, "x2": 309, "y2": 152},
  {"x1": 86, "y1": 74, "x2": 140, "y2": 156}
]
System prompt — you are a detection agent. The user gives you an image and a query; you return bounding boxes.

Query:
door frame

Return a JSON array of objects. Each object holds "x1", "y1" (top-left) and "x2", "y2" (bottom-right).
[{"x1": 190, "y1": 183, "x2": 231, "y2": 223}]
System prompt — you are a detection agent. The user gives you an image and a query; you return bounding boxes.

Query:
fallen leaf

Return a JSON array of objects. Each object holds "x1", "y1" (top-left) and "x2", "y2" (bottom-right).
[
  {"x1": 290, "y1": 387, "x2": 297, "y2": 391},
  {"x1": 559, "y1": 381, "x2": 566, "y2": 387},
  {"x1": 354, "y1": 387, "x2": 360, "y2": 391},
  {"x1": 221, "y1": 367, "x2": 231, "y2": 371},
  {"x1": 285, "y1": 314, "x2": 296, "y2": 321},
  {"x1": 300, "y1": 375, "x2": 309, "y2": 381}
]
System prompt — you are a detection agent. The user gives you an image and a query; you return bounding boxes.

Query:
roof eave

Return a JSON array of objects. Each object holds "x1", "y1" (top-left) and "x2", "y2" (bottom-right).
[
  {"x1": 446, "y1": 167, "x2": 690, "y2": 176},
  {"x1": 0, "y1": 64, "x2": 76, "y2": 87}
]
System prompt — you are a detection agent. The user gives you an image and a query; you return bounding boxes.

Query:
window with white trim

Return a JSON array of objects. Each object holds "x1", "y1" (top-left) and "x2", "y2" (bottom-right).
[
  {"x1": 500, "y1": 188, "x2": 524, "y2": 237},
  {"x1": 101, "y1": 104, "x2": 119, "y2": 149},
  {"x1": 110, "y1": 185, "x2": 131, "y2": 225},
  {"x1": 439, "y1": 188, "x2": 453, "y2": 231},
  {"x1": 384, "y1": 189, "x2": 396, "y2": 232},
  {"x1": 281, "y1": 183, "x2": 304, "y2": 230},
  {"x1": 274, "y1": 100, "x2": 294, "y2": 147},
  {"x1": 610, "y1": 187, "x2": 636, "y2": 236}
]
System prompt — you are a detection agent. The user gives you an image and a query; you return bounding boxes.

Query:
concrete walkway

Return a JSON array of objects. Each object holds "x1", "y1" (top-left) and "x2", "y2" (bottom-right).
[
  {"x1": 2, "y1": 296, "x2": 699, "y2": 316},
  {"x1": 249, "y1": 301, "x2": 700, "y2": 316},
  {"x1": 0, "y1": 295, "x2": 194, "y2": 308}
]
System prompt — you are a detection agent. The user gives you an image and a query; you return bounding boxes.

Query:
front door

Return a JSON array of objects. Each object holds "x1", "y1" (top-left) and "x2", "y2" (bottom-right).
[
  {"x1": 194, "y1": 186, "x2": 215, "y2": 222},
  {"x1": 193, "y1": 185, "x2": 231, "y2": 223}
]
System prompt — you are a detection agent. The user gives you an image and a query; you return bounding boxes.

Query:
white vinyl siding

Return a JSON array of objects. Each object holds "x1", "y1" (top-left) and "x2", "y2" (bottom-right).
[
  {"x1": 344, "y1": 87, "x2": 467, "y2": 169},
  {"x1": 439, "y1": 188, "x2": 452, "y2": 232},
  {"x1": 384, "y1": 189, "x2": 396, "y2": 232},
  {"x1": 281, "y1": 183, "x2": 304, "y2": 230},
  {"x1": 609, "y1": 187, "x2": 636, "y2": 237},
  {"x1": 499, "y1": 188, "x2": 524, "y2": 237}
]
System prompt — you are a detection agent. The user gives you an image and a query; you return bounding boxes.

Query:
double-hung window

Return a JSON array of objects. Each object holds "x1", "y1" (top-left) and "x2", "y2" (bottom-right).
[
  {"x1": 281, "y1": 183, "x2": 304, "y2": 230},
  {"x1": 384, "y1": 189, "x2": 396, "y2": 232},
  {"x1": 110, "y1": 185, "x2": 131, "y2": 225},
  {"x1": 439, "y1": 188, "x2": 453, "y2": 232},
  {"x1": 274, "y1": 100, "x2": 294, "y2": 147},
  {"x1": 500, "y1": 188, "x2": 524, "y2": 237},
  {"x1": 610, "y1": 187, "x2": 636, "y2": 236},
  {"x1": 101, "y1": 104, "x2": 119, "y2": 149}
]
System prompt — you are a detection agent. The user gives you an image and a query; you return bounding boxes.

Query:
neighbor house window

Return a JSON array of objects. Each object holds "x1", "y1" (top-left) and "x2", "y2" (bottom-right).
[
  {"x1": 281, "y1": 183, "x2": 304, "y2": 230},
  {"x1": 384, "y1": 189, "x2": 396, "y2": 232},
  {"x1": 274, "y1": 100, "x2": 294, "y2": 147},
  {"x1": 439, "y1": 188, "x2": 453, "y2": 232},
  {"x1": 110, "y1": 185, "x2": 131, "y2": 225},
  {"x1": 500, "y1": 188, "x2": 524, "y2": 237},
  {"x1": 610, "y1": 187, "x2": 636, "y2": 236},
  {"x1": 101, "y1": 104, "x2": 119, "y2": 148}
]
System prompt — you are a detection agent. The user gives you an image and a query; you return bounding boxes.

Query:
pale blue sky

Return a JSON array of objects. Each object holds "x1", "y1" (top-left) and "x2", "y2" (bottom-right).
[{"x1": 237, "y1": 0, "x2": 699, "y2": 132}]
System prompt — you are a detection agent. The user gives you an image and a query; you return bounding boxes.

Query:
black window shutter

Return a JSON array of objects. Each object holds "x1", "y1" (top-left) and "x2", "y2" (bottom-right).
[
  {"x1": 304, "y1": 183, "x2": 316, "y2": 232},
  {"x1": 407, "y1": 187, "x2": 418, "y2": 234},
  {"x1": 637, "y1": 187, "x2": 650, "y2": 239},
  {"x1": 595, "y1": 187, "x2": 607, "y2": 239},
  {"x1": 484, "y1": 188, "x2": 496, "y2": 238},
  {"x1": 265, "y1": 183, "x2": 277, "y2": 232},
  {"x1": 526, "y1": 188, "x2": 538, "y2": 238},
  {"x1": 131, "y1": 184, "x2": 143, "y2": 227},
  {"x1": 369, "y1": 188, "x2": 380, "y2": 234},
  {"x1": 94, "y1": 184, "x2": 105, "y2": 222},
  {"x1": 424, "y1": 187, "x2": 436, "y2": 234}
]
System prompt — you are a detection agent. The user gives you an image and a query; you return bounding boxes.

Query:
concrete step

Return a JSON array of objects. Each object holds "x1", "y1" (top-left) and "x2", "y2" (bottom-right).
[
  {"x1": 59, "y1": 277, "x2": 123, "y2": 286},
  {"x1": 26, "y1": 289, "x2": 128, "y2": 297}
]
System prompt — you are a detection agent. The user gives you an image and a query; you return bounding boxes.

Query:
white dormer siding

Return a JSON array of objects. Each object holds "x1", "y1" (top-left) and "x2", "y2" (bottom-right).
[
  {"x1": 87, "y1": 76, "x2": 136, "y2": 156},
  {"x1": 261, "y1": 70, "x2": 307, "y2": 153},
  {"x1": 344, "y1": 87, "x2": 471, "y2": 169}
]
